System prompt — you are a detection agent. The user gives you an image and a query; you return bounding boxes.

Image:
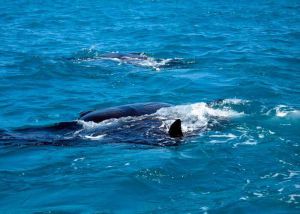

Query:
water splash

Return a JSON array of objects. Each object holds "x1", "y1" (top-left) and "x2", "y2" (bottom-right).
[
  {"x1": 155, "y1": 102, "x2": 243, "y2": 133},
  {"x1": 266, "y1": 105, "x2": 300, "y2": 118}
]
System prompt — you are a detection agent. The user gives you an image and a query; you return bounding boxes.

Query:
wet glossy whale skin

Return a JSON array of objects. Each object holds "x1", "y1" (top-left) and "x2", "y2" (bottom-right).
[{"x1": 79, "y1": 102, "x2": 171, "y2": 122}]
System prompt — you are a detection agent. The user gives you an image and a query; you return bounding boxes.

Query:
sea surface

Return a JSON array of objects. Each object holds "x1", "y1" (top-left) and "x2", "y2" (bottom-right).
[{"x1": 0, "y1": 0, "x2": 299, "y2": 213}]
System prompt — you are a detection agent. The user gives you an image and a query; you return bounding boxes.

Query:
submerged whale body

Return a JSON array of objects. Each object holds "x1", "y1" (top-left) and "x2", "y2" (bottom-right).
[
  {"x1": 100, "y1": 52, "x2": 149, "y2": 61},
  {"x1": 1, "y1": 103, "x2": 184, "y2": 147},
  {"x1": 99, "y1": 53, "x2": 188, "y2": 70},
  {"x1": 1, "y1": 100, "x2": 241, "y2": 147},
  {"x1": 69, "y1": 52, "x2": 192, "y2": 70}
]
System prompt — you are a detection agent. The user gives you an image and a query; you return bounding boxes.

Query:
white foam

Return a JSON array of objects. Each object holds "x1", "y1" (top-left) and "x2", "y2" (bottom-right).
[
  {"x1": 133, "y1": 58, "x2": 174, "y2": 71},
  {"x1": 155, "y1": 102, "x2": 243, "y2": 133},
  {"x1": 253, "y1": 192, "x2": 264, "y2": 197},
  {"x1": 208, "y1": 133, "x2": 238, "y2": 144},
  {"x1": 83, "y1": 134, "x2": 106, "y2": 140},
  {"x1": 73, "y1": 157, "x2": 85, "y2": 162},
  {"x1": 288, "y1": 194, "x2": 300, "y2": 203},
  {"x1": 275, "y1": 105, "x2": 290, "y2": 117},
  {"x1": 74, "y1": 120, "x2": 114, "y2": 140},
  {"x1": 267, "y1": 105, "x2": 300, "y2": 118},
  {"x1": 240, "y1": 196, "x2": 249, "y2": 201},
  {"x1": 221, "y1": 98, "x2": 249, "y2": 105},
  {"x1": 278, "y1": 188, "x2": 284, "y2": 192},
  {"x1": 286, "y1": 170, "x2": 299, "y2": 179},
  {"x1": 99, "y1": 57, "x2": 122, "y2": 64},
  {"x1": 101, "y1": 55, "x2": 175, "y2": 71},
  {"x1": 233, "y1": 140, "x2": 257, "y2": 147},
  {"x1": 210, "y1": 133, "x2": 237, "y2": 139},
  {"x1": 77, "y1": 119, "x2": 118, "y2": 130}
]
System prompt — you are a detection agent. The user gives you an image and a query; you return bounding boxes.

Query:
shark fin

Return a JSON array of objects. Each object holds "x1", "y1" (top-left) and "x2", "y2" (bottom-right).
[{"x1": 168, "y1": 119, "x2": 183, "y2": 138}]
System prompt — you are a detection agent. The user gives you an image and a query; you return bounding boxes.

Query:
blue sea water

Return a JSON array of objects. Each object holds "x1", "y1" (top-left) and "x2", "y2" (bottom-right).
[{"x1": 0, "y1": 0, "x2": 300, "y2": 213}]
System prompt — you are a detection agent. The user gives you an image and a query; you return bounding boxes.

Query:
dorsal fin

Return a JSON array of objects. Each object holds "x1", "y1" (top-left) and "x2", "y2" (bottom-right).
[
  {"x1": 168, "y1": 119, "x2": 183, "y2": 138},
  {"x1": 79, "y1": 110, "x2": 94, "y2": 118}
]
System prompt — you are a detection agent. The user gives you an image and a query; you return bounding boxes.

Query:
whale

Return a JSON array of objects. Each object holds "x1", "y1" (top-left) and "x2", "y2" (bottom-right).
[
  {"x1": 98, "y1": 53, "x2": 187, "y2": 70},
  {"x1": 79, "y1": 102, "x2": 171, "y2": 123},
  {"x1": 0, "y1": 102, "x2": 184, "y2": 147},
  {"x1": 100, "y1": 52, "x2": 149, "y2": 61},
  {"x1": 1, "y1": 100, "x2": 238, "y2": 147},
  {"x1": 68, "y1": 52, "x2": 190, "y2": 70},
  {"x1": 55, "y1": 102, "x2": 183, "y2": 138}
]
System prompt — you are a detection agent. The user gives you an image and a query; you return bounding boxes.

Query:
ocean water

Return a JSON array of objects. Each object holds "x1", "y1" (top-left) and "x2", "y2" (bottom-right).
[{"x1": 0, "y1": 0, "x2": 299, "y2": 213}]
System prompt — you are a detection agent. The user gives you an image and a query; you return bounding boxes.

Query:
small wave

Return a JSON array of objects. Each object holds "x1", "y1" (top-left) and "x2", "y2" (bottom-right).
[{"x1": 209, "y1": 98, "x2": 250, "y2": 106}]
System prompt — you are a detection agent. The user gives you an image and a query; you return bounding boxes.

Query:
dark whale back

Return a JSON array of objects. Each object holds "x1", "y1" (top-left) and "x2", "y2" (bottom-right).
[
  {"x1": 101, "y1": 53, "x2": 148, "y2": 60},
  {"x1": 4, "y1": 102, "x2": 183, "y2": 147},
  {"x1": 79, "y1": 102, "x2": 171, "y2": 123}
]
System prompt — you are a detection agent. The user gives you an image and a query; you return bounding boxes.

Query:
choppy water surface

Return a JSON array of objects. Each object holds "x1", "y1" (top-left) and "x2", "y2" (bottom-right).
[{"x1": 0, "y1": 0, "x2": 299, "y2": 213}]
